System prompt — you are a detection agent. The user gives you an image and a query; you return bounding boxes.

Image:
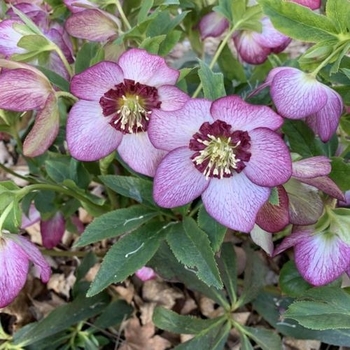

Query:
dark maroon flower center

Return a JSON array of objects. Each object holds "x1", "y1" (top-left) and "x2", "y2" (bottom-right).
[
  {"x1": 189, "y1": 120, "x2": 251, "y2": 179},
  {"x1": 99, "y1": 79, "x2": 161, "y2": 134}
]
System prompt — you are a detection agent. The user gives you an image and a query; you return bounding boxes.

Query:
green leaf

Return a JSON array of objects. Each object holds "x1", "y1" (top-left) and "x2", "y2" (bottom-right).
[
  {"x1": 197, "y1": 206, "x2": 227, "y2": 252},
  {"x1": 239, "y1": 333, "x2": 255, "y2": 350},
  {"x1": 99, "y1": 175, "x2": 155, "y2": 207},
  {"x1": 216, "y1": 242, "x2": 237, "y2": 304},
  {"x1": 153, "y1": 307, "x2": 223, "y2": 334},
  {"x1": 240, "y1": 326, "x2": 282, "y2": 350},
  {"x1": 258, "y1": 0, "x2": 339, "y2": 42},
  {"x1": 137, "y1": 0, "x2": 154, "y2": 23},
  {"x1": 279, "y1": 261, "x2": 312, "y2": 298},
  {"x1": 159, "y1": 30, "x2": 182, "y2": 56},
  {"x1": 329, "y1": 157, "x2": 350, "y2": 191},
  {"x1": 198, "y1": 60, "x2": 226, "y2": 100},
  {"x1": 75, "y1": 252, "x2": 97, "y2": 282},
  {"x1": 326, "y1": 0, "x2": 350, "y2": 34},
  {"x1": 87, "y1": 221, "x2": 170, "y2": 296},
  {"x1": 94, "y1": 300, "x2": 133, "y2": 328},
  {"x1": 74, "y1": 205, "x2": 159, "y2": 247},
  {"x1": 284, "y1": 287, "x2": 350, "y2": 330},
  {"x1": 45, "y1": 157, "x2": 71, "y2": 183},
  {"x1": 140, "y1": 35, "x2": 166, "y2": 54},
  {"x1": 17, "y1": 35, "x2": 51, "y2": 52},
  {"x1": 75, "y1": 42, "x2": 105, "y2": 74},
  {"x1": 12, "y1": 293, "x2": 109, "y2": 346},
  {"x1": 69, "y1": 158, "x2": 91, "y2": 189},
  {"x1": 166, "y1": 218, "x2": 223, "y2": 289},
  {"x1": 36, "y1": 66, "x2": 69, "y2": 91}
]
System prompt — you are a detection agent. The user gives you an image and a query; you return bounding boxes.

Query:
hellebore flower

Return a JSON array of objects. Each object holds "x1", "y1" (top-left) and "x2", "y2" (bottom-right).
[
  {"x1": 265, "y1": 67, "x2": 343, "y2": 142},
  {"x1": 0, "y1": 232, "x2": 51, "y2": 307},
  {"x1": 149, "y1": 97, "x2": 292, "y2": 232},
  {"x1": 135, "y1": 267, "x2": 157, "y2": 282},
  {"x1": 274, "y1": 226, "x2": 350, "y2": 286},
  {"x1": 291, "y1": 0, "x2": 321, "y2": 10},
  {"x1": 0, "y1": 60, "x2": 59, "y2": 157},
  {"x1": 198, "y1": 12, "x2": 229, "y2": 40},
  {"x1": 67, "y1": 48, "x2": 189, "y2": 177}
]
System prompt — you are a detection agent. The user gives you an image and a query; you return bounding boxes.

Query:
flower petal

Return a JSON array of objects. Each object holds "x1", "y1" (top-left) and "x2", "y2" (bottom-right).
[
  {"x1": 67, "y1": 100, "x2": 122, "y2": 161},
  {"x1": 211, "y1": 96, "x2": 283, "y2": 131},
  {"x1": 70, "y1": 61, "x2": 124, "y2": 100},
  {"x1": 270, "y1": 68, "x2": 328, "y2": 118},
  {"x1": 244, "y1": 128, "x2": 292, "y2": 187},
  {"x1": 135, "y1": 267, "x2": 157, "y2": 281},
  {"x1": 256, "y1": 17, "x2": 290, "y2": 49},
  {"x1": 118, "y1": 48, "x2": 179, "y2": 87},
  {"x1": 291, "y1": 0, "x2": 321, "y2": 10},
  {"x1": 294, "y1": 230, "x2": 350, "y2": 286},
  {"x1": 305, "y1": 87, "x2": 343, "y2": 142},
  {"x1": 157, "y1": 85, "x2": 190, "y2": 111},
  {"x1": 23, "y1": 93, "x2": 60, "y2": 157},
  {"x1": 292, "y1": 156, "x2": 331, "y2": 178},
  {"x1": 202, "y1": 173, "x2": 271, "y2": 232},
  {"x1": 0, "y1": 238, "x2": 29, "y2": 307},
  {"x1": 250, "y1": 225, "x2": 274, "y2": 256},
  {"x1": 149, "y1": 99, "x2": 212, "y2": 151},
  {"x1": 0, "y1": 68, "x2": 51, "y2": 111},
  {"x1": 65, "y1": 9, "x2": 119, "y2": 41},
  {"x1": 40, "y1": 212, "x2": 66, "y2": 249},
  {"x1": 198, "y1": 12, "x2": 229, "y2": 39},
  {"x1": 117, "y1": 132, "x2": 167, "y2": 177},
  {"x1": 0, "y1": 19, "x2": 26, "y2": 56},
  {"x1": 153, "y1": 147, "x2": 209, "y2": 207}
]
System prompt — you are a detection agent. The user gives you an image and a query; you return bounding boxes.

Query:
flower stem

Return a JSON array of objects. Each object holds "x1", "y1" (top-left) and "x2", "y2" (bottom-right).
[
  {"x1": 192, "y1": 25, "x2": 238, "y2": 98},
  {"x1": 115, "y1": 0, "x2": 132, "y2": 30},
  {"x1": 56, "y1": 91, "x2": 78, "y2": 103},
  {"x1": 0, "y1": 202, "x2": 14, "y2": 233},
  {"x1": 50, "y1": 42, "x2": 73, "y2": 78}
]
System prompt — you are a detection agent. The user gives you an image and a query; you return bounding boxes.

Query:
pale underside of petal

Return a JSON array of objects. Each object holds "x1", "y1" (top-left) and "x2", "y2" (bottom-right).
[
  {"x1": 292, "y1": 156, "x2": 331, "y2": 178},
  {"x1": 250, "y1": 225, "x2": 274, "y2": 256},
  {"x1": 117, "y1": 132, "x2": 167, "y2": 177},
  {"x1": 40, "y1": 212, "x2": 66, "y2": 249},
  {"x1": 23, "y1": 93, "x2": 60, "y2": 157},
  {"x1": 65, "y1": 9, "x2": 119, "y2": 41},
  {"x1": 234, "y1": 32, "x2": 271, "y2": 65},
  {"x1": 70, "y1": 61, "x2": 124, "y2": 100},
  {"x1": 67, "y1": 100, "x2": 122, "y2": 161},
  {"x1": 198, "y1": 12, "x2": 229, "y2": 39},
  {"x1": 273, "y1": 228, "x2": 312, "y2": 256},
  {"x1": 305, "y1": 88, "x2": 343, "y2": 142},
  {"x1": 0, "y1": 20, "x2": 26, "y2": 56},
  {"x1": 149, "y1": 99, "x2": 212, "y2": 151},
  {"x1": 153, "y1": 147, "x2": 209, "y2": 208},
  {"x1": 0, "y1": 68, "x2": 50, "y2": 111},
  {"x1": 295, "y1": 232, "x2": 350, "y2": 286},
  {"x1": 0, "y1": 239, "x2": 29, "y2": 307},
  {"x1": 157, "y1": 85, "x2": 190, "y2": 111},
  {"x1": 202, "y1": 173, "x2": 271, "y2": 233},
  {"x1": 244, "y1": 128, "x2": 292, "y2": 187},
  {"x1": 118, "y1": 48, "x2": 179, "y2": 87},
  {"x1": 257, "y1": 17, "x2": 290, "y2": 49},
  {"x1": 270, "y1": 68, "x2": 328, "y2": 118},
  {"x1": 211, "y1": 96, "x2": 283, "y2": 131}
]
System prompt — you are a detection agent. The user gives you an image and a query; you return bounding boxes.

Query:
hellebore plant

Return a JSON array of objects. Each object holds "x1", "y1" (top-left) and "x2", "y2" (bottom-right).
[
  {"x1": 67, "y1": 48, "x2": 189, "y2": 176},
  {"x1": 149, "y1": 97, "x2": 292, "y2": 232}
]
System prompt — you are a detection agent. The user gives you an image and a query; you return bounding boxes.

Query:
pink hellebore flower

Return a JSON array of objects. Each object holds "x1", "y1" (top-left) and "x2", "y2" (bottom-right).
[
  {"x1": 149, "y1": 97, "x2": 292, "y2": 232},
  {"x1": 266, "y1": 67, "x2": 343, "y2": 142},
  {"x1": 290, "y1": 0, "x2": 321, "y2": 10},
  {"x1": 274, "y1": 227, "x2": 350, "y2": 286},
  {"x1": 67, "y1": 48, "x2": 189, "y2": 177},
  {"x1": 0, "y1": 60, "x2": 58, "y2": 157},
  {"x1": 0, "y1": 232, "x2": 51, "y2": 307},
  {"x1": 135, "y1": 267, "x2": 157, "y2": 282},
  {"x1": 198, "y1": 12, "x2": 229, "y2": 40}
]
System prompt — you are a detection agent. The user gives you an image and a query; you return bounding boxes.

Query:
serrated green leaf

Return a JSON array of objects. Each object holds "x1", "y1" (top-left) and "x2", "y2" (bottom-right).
[
  {"x1": 166, "y1": 217, "x2": 223, "y2": 289},
  {"x1": 137, "y1": 0, "x2": 154, "y2": 23},
  {"x1": 198, "y1": 60, "x2": 226, "y2": 100},
  {"x1": 140, "y1": 35, "x2": 166, "y2": 53},
  {"x1": 153, "y1": 307, "x2": 223, "y2": 334},
  {"x1": 258, "y1": 0, "x2": 339, "y2": 42},
  {"x1": 94, "y1": 300, "x2": 133, "y2": 328},
  {"x1": 240, "y1": 325, "x2": 282, "y2": 350},
  {"x1": 197, "y1": 206, "x2": 227, "y2": 252},
  {"x1": 74, "y1": 205, "x2": 159, "y2": 247},
  {"x1": 284, "y1": 287, "x2": 350, "y2": 330},
  {"x1": 36, "y1": 66, "x2": 69, "y2": 91},
  {"x1": 75, "y1": 42, "x2": 105, "y2": 74},
  {"x1": 87, "y1": 221, "x2": 170, "y2": 296},
  {"x1": 159, "y1": 30, "x2": 182, "y2": 56},
  {"x1": 326, "y1": 0, "x2": 350, "y2": 34},
  {"x1": 17, "y1": 35, "x2": 51, "y2": 52}
]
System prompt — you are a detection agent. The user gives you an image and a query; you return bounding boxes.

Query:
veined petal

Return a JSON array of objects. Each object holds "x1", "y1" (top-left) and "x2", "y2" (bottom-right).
[
  {"x1": 211, "y1": 96, "x2": 283, "y2": 131},
  {"x1": 273, "y1": 228, "x2": 310, "y2": 256},
  {"x1": 117, "y1": 132, "x2": 167, "y2": 177},
  {"x1": 198, "y1": 12, "x2": 229, "y2": 39},
  {"x1": 67, "y1": 100, "x2": 122, "y2": 161},
  {"x1": 149, "y1": 99, "x2": 212, "y2": 151},
  {"x1": 153, "y1": 147, "x2": 209, "y2": 207},
  {"x1": 305, "y1": 87, "x2": 343, "y2": 142},
  {"x1": 0, "y1": 19, "x2": 26, "y2": 56},
  {"x1": 23, "y1": 93, "x2": 59, "y2": 157},
  {"x1": 70, "y1": 61, "x2": 124, "y2": 100},
  {"x1": 244, "y1": 128, "x2": 292, "y2": 187},
  {"x1": 0, "y1": 68, "x2": 51, "y2": 111},
  {"x1": 270, "y1": 68, "x2": 328, "y2": 118},
  {"x1": 40, "y1": 212, "x2": 65, "y2": 249},
  {"x1": 294, "y1": 230, "x2": 350, "y2": 286},
  {"x1": 256, "y1": 17, "x2": 290, "y2": 49},
  {"x1": 292, "y1": 156, "x2": 331, "y2": 178},
  {"x1": 290, "y1": 0, "x2": 321, "y2": 10},
  {"x1": 0, "y1": 237, "x2": 29, "y2": 307},
  {"x1": 65, "y1": 9, "x2": 119, "y2": 41},
  {"x1": 202, "y1": 173, "x2": 271, "y2": 233},
  {"x1": 21, "y1": 204, "x2": 41, "y2": 229},
  {"x1": 157, "y1": 85, "x2": 190, "y2": 111},
  {"x1": 118, "y1": 48, "x2": 179, "y2": 87}
]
